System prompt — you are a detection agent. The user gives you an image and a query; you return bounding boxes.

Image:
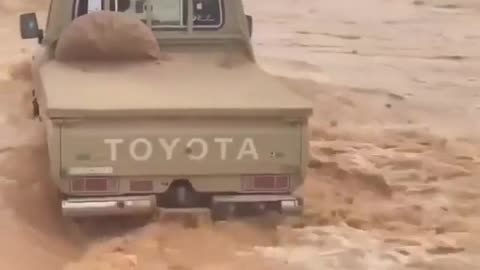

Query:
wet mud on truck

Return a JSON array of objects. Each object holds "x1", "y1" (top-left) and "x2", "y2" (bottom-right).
[{"x1": 18, "y1": 0, "x2": 313, "y2": 221}]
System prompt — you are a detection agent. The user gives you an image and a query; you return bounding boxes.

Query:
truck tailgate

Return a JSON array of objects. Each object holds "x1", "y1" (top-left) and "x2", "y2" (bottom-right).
[{"x1": 59, "y1": 118, "x2": 304, "y2": 176}]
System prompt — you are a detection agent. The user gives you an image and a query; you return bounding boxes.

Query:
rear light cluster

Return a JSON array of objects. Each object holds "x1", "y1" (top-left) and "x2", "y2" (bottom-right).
[
  {"x1": 71, "y1": 175, "x2": 291, "y2": 193},
  {"x1": 71, "y1": 177, "x2": 117, "y2": 192},
  {"x1": 70, "y1": 177, "x2": 154, "y2": 193},
  {"x1": 242, "y1": 175, "x2": 291, "y2": 192}
]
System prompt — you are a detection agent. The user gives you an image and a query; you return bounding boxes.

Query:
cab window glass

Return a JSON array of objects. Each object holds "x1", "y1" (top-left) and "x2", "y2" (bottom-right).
[
  {"x1": 110, "y1": 0, "x2": 131, "y2": 12},
  {"x1": 73, "y1": 0, "x2": 103, "y2": 17},
  {"x1": 73, "y1": 0, "x2": 224, "y2": 30},
  {"x1": 151, "y1": 0, "x2": 185, "y2": 27},
  {"x1": 192, "y1": 0, "x2": 223, "y2": 28}
]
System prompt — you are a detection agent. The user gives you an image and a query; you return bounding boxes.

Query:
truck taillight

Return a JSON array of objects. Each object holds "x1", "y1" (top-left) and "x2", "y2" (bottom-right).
[
  {"x1": 242, "y1": 175, "x2": 291, "y2": 192},
  {"x1": 71, "y1": 177, "x2": 115, "y2": 192}
]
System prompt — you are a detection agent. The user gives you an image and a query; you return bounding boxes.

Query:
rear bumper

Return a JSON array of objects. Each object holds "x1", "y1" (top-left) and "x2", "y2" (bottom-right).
[
  {"x1": 212, "y1": 194, "x2": 303, "y2": 215},
  {"x1": 61, "y1": 195, "x2": 157, "y2": 217},
  {"x1": 61, "y1": 194, "x2": 303, "y2": 218}
]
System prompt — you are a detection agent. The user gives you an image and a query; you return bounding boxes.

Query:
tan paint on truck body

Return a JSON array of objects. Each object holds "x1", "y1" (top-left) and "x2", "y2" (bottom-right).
[
  {"x1": 58, "y1": 117, "x2": 305, "y2": 195},
  {"x1": 39, "y1": 53, "x2": 312, "y2": 118},
  {"x1": 24, "y1": 0, "x2": 312, "y2": 216}
]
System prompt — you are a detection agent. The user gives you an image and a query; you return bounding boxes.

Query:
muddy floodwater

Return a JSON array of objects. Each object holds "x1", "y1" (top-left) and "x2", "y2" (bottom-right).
[{"x1": 1, "y1": 0, "x2": 480, "y2": 269}]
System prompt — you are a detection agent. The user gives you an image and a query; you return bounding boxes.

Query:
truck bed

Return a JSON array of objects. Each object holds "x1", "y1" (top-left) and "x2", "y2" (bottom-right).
[{"x1": 38, "y1": 53, "x2": 313, "y2": 118}]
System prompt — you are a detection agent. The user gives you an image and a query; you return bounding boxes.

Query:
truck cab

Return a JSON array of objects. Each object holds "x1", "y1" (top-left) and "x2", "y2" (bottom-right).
[{"x1": 19, "y1": 0, "x2": 312, "y2": 221}]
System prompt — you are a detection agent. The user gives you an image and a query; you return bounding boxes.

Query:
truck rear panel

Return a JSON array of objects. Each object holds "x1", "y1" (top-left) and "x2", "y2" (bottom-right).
[{"x1": 53, "y1": 117, "x2": 308, "y2": 196}]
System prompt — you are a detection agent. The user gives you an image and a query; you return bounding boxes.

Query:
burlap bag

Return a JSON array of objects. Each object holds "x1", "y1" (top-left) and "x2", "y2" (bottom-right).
[{"x1": 55, "y1": 11, "x2": 161, "y2": 62}]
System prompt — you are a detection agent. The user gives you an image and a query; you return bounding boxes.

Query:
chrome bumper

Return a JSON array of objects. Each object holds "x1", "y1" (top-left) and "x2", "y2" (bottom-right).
[
  {"x1": 212, "y1": 194, "x2": 303, "y2": 215},
  {"x1": 61, "y1": 194, "x2": 302, "y2": 218},
  {"x1": 61, "y1": 195, "x2": 157, "y2": 217}
]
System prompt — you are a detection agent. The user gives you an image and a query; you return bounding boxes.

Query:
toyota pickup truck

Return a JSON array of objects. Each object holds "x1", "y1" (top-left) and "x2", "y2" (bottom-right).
[{"x1": 18, "y1": 0, "x2": 313, "y2": 220}]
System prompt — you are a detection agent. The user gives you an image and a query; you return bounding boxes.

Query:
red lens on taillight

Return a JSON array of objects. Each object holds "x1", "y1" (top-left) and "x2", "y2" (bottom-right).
[
  {"x1": 71, "y1": 179, "x2": 84, "y2": 191},
  {"x1": 242, "y1": 175, "x2": 291, "y2": 192},
  {"x1": 85, "y1": 178, "x2": 108, "y2": 191},
  {"x1": 275, "y1": 175, "x2": 289, "y2": 189},
  {"x1": 71, "y1": 177, "x2": 112, "y2": 192},
  {"x1": 254, "y1": 175, "x2": 276, "y2": 189}
]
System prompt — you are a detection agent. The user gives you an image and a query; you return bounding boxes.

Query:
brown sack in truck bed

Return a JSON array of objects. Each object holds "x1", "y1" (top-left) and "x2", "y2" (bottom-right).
[{"x1": 54, "y1": 11, "x2": 161, "y2": 62}]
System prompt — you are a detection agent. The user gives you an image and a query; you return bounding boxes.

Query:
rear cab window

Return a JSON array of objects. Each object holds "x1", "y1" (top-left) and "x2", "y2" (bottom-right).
[
  {"x1": 73, "y1": 0, "x2": 103, "y2": 17},
  {"x1": 73, "y1": 0, "x2": 225, "y2": 30}
]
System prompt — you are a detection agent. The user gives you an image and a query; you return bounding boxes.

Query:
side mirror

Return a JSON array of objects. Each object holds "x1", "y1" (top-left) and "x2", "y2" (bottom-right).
[
  {"x1": 246, "y1": 15, "x2": 253, "y2": 38},
  {"x1": 19, "y1": 12, "x2": 43, "y2": 43}
]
